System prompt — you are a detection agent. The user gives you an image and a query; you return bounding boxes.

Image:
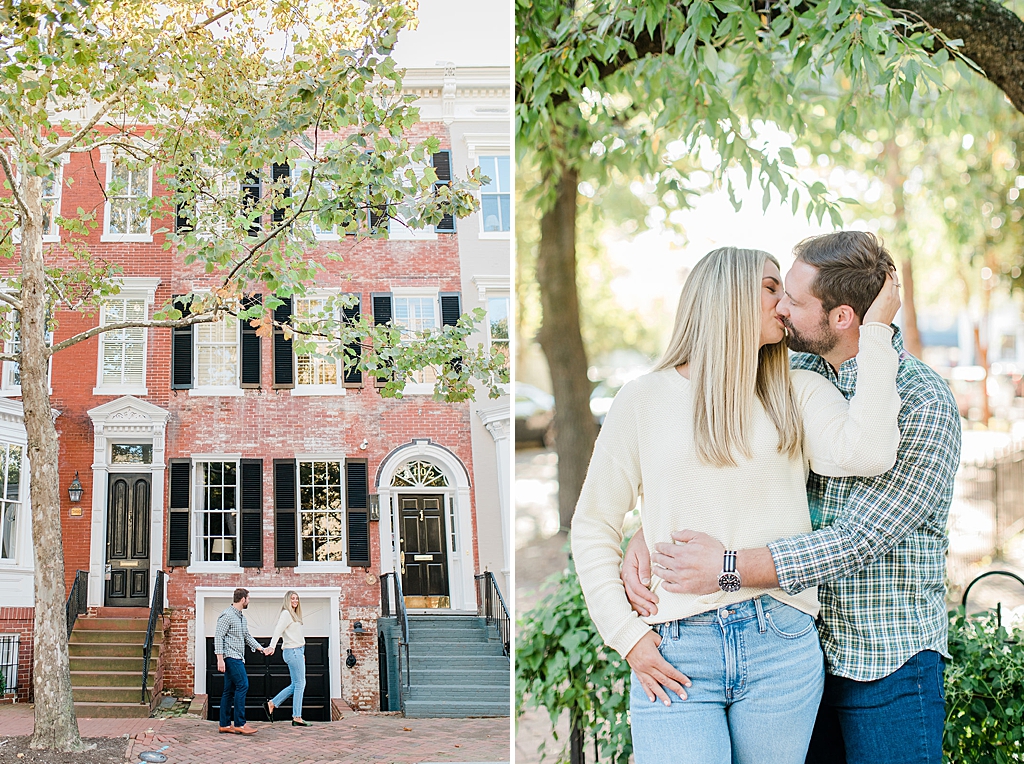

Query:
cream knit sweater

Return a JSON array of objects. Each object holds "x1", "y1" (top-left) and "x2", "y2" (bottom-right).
[
  {"x1": 571, "y1": 324, "x2": 901, "y2": 658},
  {"x1": 268, "y1": 609, "x2": 305, "y2": 651}
]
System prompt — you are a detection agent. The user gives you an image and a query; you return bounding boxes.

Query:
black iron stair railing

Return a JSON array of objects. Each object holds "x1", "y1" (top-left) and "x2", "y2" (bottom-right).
[
  {"x1": 141, "y1": 569, "x2": 166, "y2": 704},
  {"x1": 64, "y1": 570, "x2": 88, "y2": 640},
  {"x1": 962, "y1": 569, "x2": 1024, "y2": 629},
  {"x1": 380, "y1": 572, "x2": 411, "y2": 705},
  {"x1": 475, "y1": 571, "x2": 510, "y2": 660}
]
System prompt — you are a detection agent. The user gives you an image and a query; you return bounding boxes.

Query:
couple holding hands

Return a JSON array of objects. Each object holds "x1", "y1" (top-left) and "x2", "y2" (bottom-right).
[{"x1": 572, "y1": 231, "x2": 960, "y2": 764}]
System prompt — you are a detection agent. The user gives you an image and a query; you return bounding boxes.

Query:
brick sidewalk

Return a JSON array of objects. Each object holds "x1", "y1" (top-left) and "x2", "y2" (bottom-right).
[{"x1": 0, "y1": 704, "x2": 510, "y2": 764}]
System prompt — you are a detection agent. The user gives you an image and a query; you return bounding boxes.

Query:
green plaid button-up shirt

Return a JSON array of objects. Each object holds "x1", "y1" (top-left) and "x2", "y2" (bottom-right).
[{"x1": 768, "y1": 327, "x2": 961, "y2": 681}]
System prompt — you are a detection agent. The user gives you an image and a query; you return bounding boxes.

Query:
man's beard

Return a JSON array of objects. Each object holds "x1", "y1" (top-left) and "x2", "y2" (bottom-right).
[{"x1": 783, "y1": 315, "x2": 839, "y2": 356}]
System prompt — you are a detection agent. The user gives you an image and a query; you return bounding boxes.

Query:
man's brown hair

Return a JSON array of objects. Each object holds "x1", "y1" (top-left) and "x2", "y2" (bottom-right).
[
  {"x1": 793, "y1": 231, "x2": 896, "y2": 321},
  {"x1": 233, "y1": 587, "x2": 249, "y2": 603}
]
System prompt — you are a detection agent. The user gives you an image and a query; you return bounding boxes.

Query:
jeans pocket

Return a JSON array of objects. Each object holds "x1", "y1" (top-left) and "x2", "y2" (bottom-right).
[
  {"x1": 765, "y1": 606, "x2": 816, "y2": 640},
  {"x1": 935, "y1": 654, "x2": 946, "y2": 701}
]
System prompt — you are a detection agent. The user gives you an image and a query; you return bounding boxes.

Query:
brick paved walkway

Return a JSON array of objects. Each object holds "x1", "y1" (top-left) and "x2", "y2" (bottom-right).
[{"x1": 0, "y1": 704, "x2": 510, "y2": 764}]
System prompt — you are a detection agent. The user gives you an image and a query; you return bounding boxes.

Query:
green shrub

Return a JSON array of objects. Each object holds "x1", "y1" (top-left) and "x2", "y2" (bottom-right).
[
  {"x1": 517, "y1": 573, "x2": 1024, "y2": 764},
  {"x1": 944, "y1": 608, "x2": 1024, "y2": 763},
  {"x1": 516, "y1": 564, "x2": 632, "y2": 764}
]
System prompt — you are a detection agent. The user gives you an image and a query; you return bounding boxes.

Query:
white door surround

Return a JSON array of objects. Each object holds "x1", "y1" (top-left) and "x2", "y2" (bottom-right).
[
  {"x1": 375, "y1": 439, "x2": 475, "y2": 612},
  {"x1": 86, "y1": 396, "x2": 169, "y2": 608}
]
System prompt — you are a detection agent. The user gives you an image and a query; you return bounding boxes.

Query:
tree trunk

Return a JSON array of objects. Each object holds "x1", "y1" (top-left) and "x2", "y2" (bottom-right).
[
  {"x1": 900, "y1": 259, "x2": 923, "y2": 358},
  {"x1": 20, "y1": 174, "x2": 86, "y2": 752},
  {"x1": 535, "y1": 166, "x2": 598, "y2": 532}
]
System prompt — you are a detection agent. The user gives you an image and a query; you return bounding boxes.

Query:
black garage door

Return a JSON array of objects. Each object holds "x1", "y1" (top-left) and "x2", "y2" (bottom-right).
[{"x1": 206, "y1": 637, "x2": 330, "y2": 722}]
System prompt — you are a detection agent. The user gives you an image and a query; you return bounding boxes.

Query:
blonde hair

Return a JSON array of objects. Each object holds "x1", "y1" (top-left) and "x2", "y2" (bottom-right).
[
  {"x1": 281, "y1": 590, "x2": 303, "y2": 624},
  {"x1": 655, "y1": 247, "x2": 802, "y2": 467}
]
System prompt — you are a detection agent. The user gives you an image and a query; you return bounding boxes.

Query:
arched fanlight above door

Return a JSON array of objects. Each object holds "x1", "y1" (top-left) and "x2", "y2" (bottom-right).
[{"x1": 391, "y1": 460, "x2": 449, "y2": 487}]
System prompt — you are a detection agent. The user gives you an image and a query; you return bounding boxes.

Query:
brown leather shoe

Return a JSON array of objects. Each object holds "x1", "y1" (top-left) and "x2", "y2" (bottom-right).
[
  {"x1": 218, "y1": 726, "x2": 235, "y2": 734},
  {"x1": 235, "y1": 724, "x2": 259, "y2": 735}
]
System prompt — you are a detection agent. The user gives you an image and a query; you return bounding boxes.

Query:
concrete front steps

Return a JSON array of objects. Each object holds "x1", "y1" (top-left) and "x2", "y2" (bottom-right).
[
  {"x1": 69, "y1": 609, "x2": 161, "y2": 718},
  {"x1": 402, "y1": 615, "x2": 510, "y2": 718}
]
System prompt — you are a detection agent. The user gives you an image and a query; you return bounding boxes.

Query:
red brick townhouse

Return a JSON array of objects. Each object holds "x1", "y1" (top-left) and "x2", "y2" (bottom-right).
[{"x1": 0, "y1": 104, "x2": 510, "y2": 719}]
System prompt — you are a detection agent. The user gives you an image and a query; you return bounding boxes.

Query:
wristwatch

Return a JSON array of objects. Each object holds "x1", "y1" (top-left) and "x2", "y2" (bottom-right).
[{"x1": 718, "y1": 550, "x2": 741, "y2": 593}]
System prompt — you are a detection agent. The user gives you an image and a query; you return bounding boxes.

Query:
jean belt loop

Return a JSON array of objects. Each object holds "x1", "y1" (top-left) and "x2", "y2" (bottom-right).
[
  {"x1": 754, "y1": 596, "x2": 766, "y2": 634},
  {"x1": 671, "y1": 619, "x2": 679, "y2": 640}
]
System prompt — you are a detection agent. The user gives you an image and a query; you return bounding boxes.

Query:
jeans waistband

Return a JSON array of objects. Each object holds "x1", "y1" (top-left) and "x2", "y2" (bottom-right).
[{"x1": 654, "y1": 594, "x2": 795, "y2": 637}]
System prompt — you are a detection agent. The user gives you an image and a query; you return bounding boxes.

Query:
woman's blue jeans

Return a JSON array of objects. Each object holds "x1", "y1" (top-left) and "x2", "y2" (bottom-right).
[
  {"x1": 270, "y1": 646, "x2": 306, "y2": 719},
  {"x1": 630, "y1": 595, "x2": 825, "y2": 764}
]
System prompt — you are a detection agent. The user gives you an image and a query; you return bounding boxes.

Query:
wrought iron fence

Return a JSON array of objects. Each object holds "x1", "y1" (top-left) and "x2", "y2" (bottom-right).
[
  {"x1": 956, "y1": 445, "x2": 1024, "y2": 559},
  {"x1": 64, "y1": 569, "x2": 88, "y2": 639},
  {"x1": 475, "y1": 571, "x2": 510, "y2": 660},
  {"x1": 0, "y1": 633, "x2": 18, "y2": 694},
  {"x1": 141, "y1": 569, "x2": 166, "y2": 704},
  {"x1": 379, "y1": 572, "x2": 410, "y2": 703}
]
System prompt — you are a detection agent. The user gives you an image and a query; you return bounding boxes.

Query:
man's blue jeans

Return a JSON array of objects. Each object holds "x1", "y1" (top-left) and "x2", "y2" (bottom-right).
[
  {"x1": 270, "y1": 646, "x2": 307, "y2": 719},
  {"x1": 805, "y1": 649, "x2": 946, "y2": 764},
  {"x1": 220, "y1": 657, "x2": 249, "y2": 728},
  {"x1": 630, "y1": 595, "x2": 824, "y2": 764}
]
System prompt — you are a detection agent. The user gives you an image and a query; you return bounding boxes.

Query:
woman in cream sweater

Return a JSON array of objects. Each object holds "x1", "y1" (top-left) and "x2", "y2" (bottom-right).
[
  {"x1": 263, "y1": 591, "x2": 311, "y2": 726},
  {"x1": 571, "y1": 247, "x2": 901, "y2": 764}
]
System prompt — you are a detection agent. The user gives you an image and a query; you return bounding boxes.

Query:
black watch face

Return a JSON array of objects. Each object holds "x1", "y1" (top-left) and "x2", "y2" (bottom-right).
[{"x1": 718, "y1": 573, "x2": 741, "y2": 593}]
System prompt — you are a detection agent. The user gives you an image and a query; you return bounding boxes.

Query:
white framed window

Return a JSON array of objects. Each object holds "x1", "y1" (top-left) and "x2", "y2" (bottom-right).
[
  {"x1": 478, "y1": 155, "x2": 510, "y2": 235},
  {"x1": 188, "y1": 456, "x2": 242, "y2": 572},
  {"x1": 93, "y1": 278, "x2": 158, "y2": 396},
  {"x1": 41, "y1": 162, "x2": 64, "y2": 243},
  {"x1": 388, "y1": 160, "x2": 438, "y2": 242},
  {"x1": 298, "y1": 459, "x2": 345, "y2": 564},
  {"x1": 487, "y1": 294, "x2": 510, "y2": 373},
  {"x1": 100, "y1": 147, "x2": 152, "y2": 242},
  {"x1": 0, "y1": 441, "x2": 22, "y2": 561},
  {"x1": 393, "y1": 289, "x2": 440, "y2": 393},
  {"x1": 293, "y1": 295, "x2": 347, "y2": 396},
  {"x1": 191, "y1": 315, "x2": 242, "y2": 395},
  {"x1": 1, "y1": 312, "x2": 53, "y2": 397}
]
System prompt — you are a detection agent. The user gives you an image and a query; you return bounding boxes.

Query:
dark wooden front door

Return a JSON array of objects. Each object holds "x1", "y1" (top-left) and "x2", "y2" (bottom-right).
[
  {"x1": 399, "y1": 494, "x2": 449, "y2": 600},
  {"x1": 105, "y1": 473, "x2": 151, "y2": 607}
]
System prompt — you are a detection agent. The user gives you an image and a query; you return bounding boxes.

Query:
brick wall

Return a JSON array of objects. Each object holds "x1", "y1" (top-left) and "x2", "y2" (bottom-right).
[{"x1": 0, "y1": 608, "x2": 34, "y2": 702}]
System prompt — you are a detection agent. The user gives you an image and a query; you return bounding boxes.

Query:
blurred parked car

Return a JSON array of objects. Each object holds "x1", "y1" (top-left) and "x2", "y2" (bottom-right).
[
  {"x1": 589, "y1": 380, "x2": 623, "y2": 427},
  {"x1": 515, "y1": 383, "x2": 555, "y2": 448}
]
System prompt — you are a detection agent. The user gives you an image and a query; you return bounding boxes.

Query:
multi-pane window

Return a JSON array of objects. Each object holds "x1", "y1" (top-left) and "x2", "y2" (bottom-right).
[
  {"x1": 41, "y1": 167, "x2": 62, "y2": 239},
  {"x1": 299, "y1": 460, "x2": 343, "y2": 562},
  {"x1": 478, "y1": 155, "x2": 510, "y2": 233},
  {"x1": 198, "y1": 461, "x2": 237, "y2": 563},
  {"x1": 394, "y1": 295, "x2": 438, "y2": 386},
  {"x1": 487, "y1": 295, "x2": 509, "y2": 372},
  {"x1": 1, "y1": 312, "x2": 52, "y2": 392},
  {"x1": 195, "y1": 316, "x2": 238, "y2": 388},
  {"x1": 100, "y1": 298, "x2": 146, "y2": 387},
  {"x1": 107, "y1": 161, "x2": 150, "y2": 236},
  {"x1": 295, "y1": 298, "x2": 339, "y2": 387},
  {"x1": 0, "y1": 443, "x2": 22, "y2": 560}
]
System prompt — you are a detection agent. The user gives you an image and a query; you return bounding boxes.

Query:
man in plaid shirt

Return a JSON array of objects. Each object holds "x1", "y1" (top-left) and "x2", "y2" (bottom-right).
[{"x1": 623, "y1": 231, "x2": 959, "y2": 764}]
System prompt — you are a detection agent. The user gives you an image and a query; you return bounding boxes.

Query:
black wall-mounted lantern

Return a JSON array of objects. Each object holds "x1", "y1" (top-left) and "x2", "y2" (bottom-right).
[
  {"x1": 68, "y1": 471, "x2": 83, "y2": 503},
  {"x1": 353, "y1": 621, "x2": 366, "y2": 635},
  {"x1": 346, "y1": 648, "x2": 357, "y2": 668}
]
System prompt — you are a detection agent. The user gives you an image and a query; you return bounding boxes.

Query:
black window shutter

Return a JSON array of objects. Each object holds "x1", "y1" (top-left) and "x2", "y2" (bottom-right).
[
  {"x1": 432, "y1": 151, "x2": 455, "y2": 233},
  {"x1": 342, "y1": 295, "x2": 362, "y2": 387},
  {"x1": 175, "y1": 202, "x2": 192, "y2": 233},
  {"x1": 345, "y1": 459, "x2": 370, "y2": 567},
  {"x1": 239, "y1": 459, "x2": 263, "y2": 568},
  {"x1": 240, "y1": 294, "x2": 262, "y2": 388},
  {"x1": 242, "y1": 171, "x2": 262, "y2": 237},
  {"x1": 439, "y1": 292, "x2": 463, "y2": 373},
  {"x1": 371, "y1": 292, "x2": 393, "y2": 388},
  {"x1": 272, "y1": 297, "x2": 294, "y2": 388},
  {"x1": 271, "y1": 163, "x2": 291, "y2": 224},
  {"x1": 273, "y1": 459, "x2": 298, "y2": 567},
  {"x1": 171, "y1": 296, "x2": 193, "y2": 389},
  {"x1": 167, "y1": 460, "x2": 191, "y2": 567}
]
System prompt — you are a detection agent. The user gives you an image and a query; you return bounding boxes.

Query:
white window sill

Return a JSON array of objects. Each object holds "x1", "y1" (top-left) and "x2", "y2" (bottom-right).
[
  {"x1": 479, "y1": 231, "x2": 511, "y2": 239},
  {"x1": 187, "y1": 563, "x2": 243, "y2": 574},
  {"x1": 0, "y1": 387, "x2": 51, "y2": 397},
  {"x1": 101, "y1": 233, "x2": 153, "y2": 243},
  {"x1": 42, "y1": 234, "x2": 60, "y2": 243},
  {"x1": 402, "y1": 383, "x2": 435, "y2": 396},
  {"x1": 291, "y1": 386, "x2": 347, "y2": 397},
  {"x1": 188, "y1": 387, "x2": 245, "y2": 397},
  {"x1": 388, "y1": 229, "x2": 438, "y2": 242},
  {"x1": 295, "y1": 562, "x2": 351, "y2": 574},
  {"x1": 313, "y1": 232, "x2": 341, "y2": 241},
  {"x1": 94, "y1": 386, "x2": 148, "y2": 397},
  {"x1": 0, "y1": 560, "x2": 32, "y2": 571}
]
